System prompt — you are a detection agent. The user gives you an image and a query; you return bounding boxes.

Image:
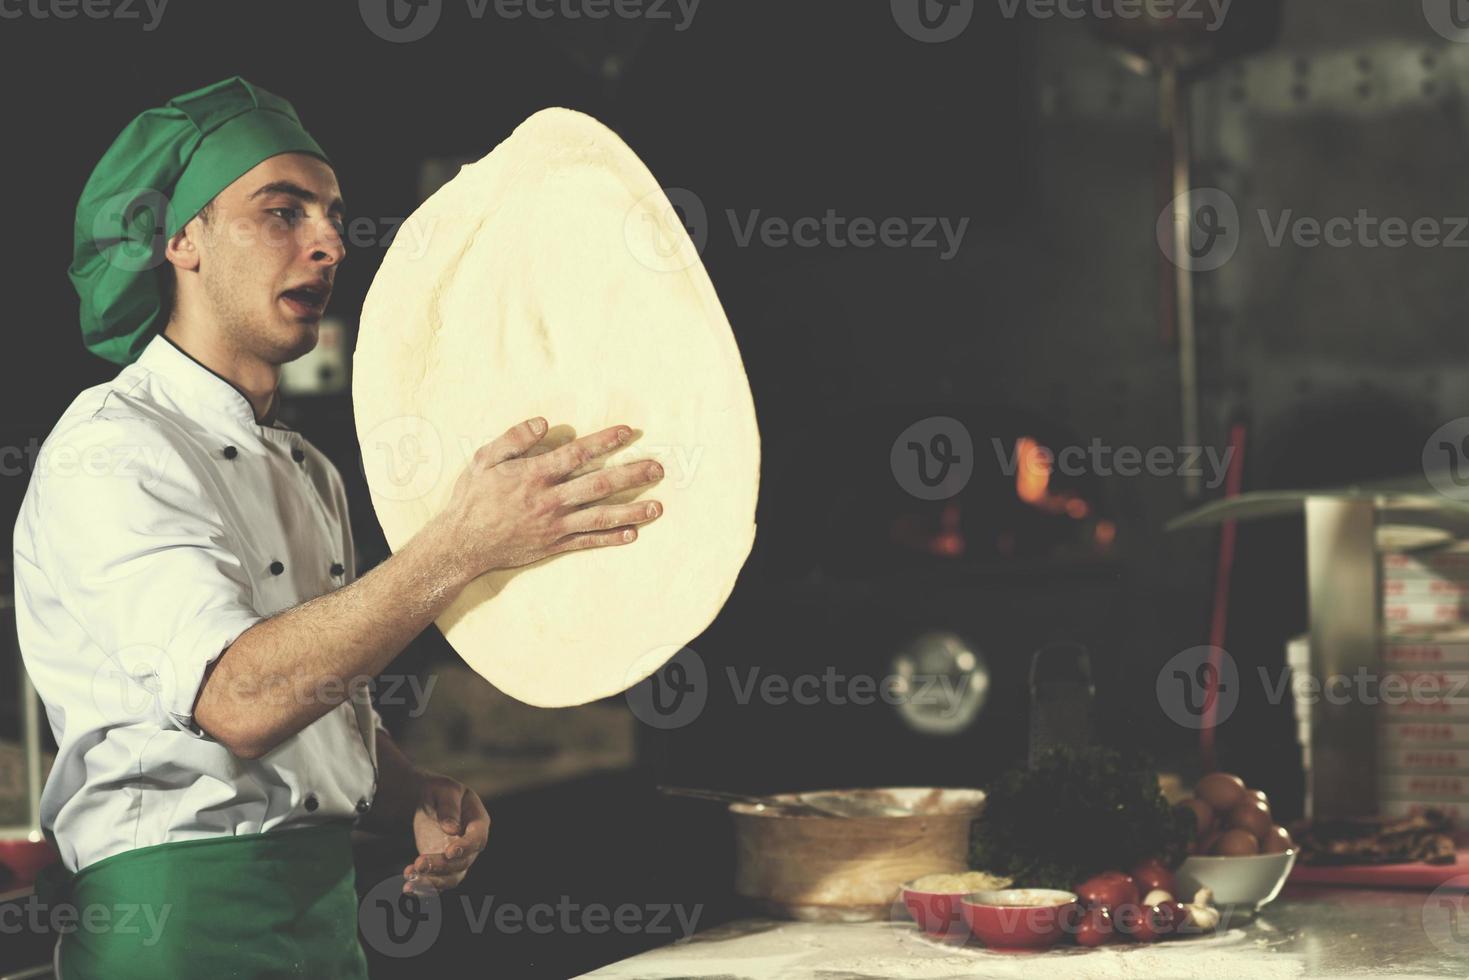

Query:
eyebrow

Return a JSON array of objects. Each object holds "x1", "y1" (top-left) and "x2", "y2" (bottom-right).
[{"x1": 249, "y1": 180, "x2": 345, "y2": 219}]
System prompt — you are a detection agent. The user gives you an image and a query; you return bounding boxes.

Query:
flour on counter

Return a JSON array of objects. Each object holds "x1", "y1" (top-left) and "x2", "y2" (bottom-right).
[{"x1": 577, "y1": 920, "x2": 1307, "y2": 980}]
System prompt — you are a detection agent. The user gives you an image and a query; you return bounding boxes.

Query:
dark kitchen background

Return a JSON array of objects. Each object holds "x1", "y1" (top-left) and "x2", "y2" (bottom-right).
[{"x1": 1, "y1": 0, "x2": 1463, "y2": 975}]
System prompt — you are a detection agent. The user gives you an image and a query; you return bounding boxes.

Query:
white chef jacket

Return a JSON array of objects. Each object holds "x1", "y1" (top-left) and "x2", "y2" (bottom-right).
[{"x1": 12, "y1": 332, "x2": 384, "y2": 873}]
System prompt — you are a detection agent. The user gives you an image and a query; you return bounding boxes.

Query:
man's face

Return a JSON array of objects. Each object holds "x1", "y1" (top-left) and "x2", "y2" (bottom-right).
[{"x1": 184, "y1": 152, "x2": 345, "y2": 363}]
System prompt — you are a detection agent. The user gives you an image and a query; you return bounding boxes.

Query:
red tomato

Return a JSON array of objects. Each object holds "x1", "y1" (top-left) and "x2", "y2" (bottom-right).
[
  {"x1": 1130, "y1": 902, "x2": 1181, "y2": 943},
  {"x1": 1075, "y1": 871, "x2": 1139, "y2": 910},
  {"x1": 1075, "y1": 906, "x2": 1114, "y2": 948},
  {"x1": 1111, "y1": 902, "x2": 1144, "y2": 938},
  {"x1": 1130, "y1": 857, "x2": 1178, "y2": 899},
  {"x1": 1160, "y1": 900, "x2": 1185, "y2": 926}
]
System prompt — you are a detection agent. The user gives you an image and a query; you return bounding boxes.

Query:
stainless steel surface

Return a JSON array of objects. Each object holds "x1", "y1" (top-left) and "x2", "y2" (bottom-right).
[
  {"x1": 581, "y1": 885, "x2": 1469, "y2": 979},
  {"x1": 1016, "y1": 1, "x2": 1469, "y2": 671},
  {"x1": 1167, "y1": 486, "x2": 1469, "y2": 531},
  {"x1": 1305, "y1": 498, "x2": 1378, "y2": 819}
]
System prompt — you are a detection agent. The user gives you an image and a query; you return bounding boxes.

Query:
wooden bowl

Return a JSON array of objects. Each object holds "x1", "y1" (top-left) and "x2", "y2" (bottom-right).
[{"x1": 731, "y1": 787, "x2": 985, "y2": 921}]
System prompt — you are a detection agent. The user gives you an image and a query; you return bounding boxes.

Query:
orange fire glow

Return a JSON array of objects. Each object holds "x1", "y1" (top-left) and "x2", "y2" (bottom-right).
[{"x1": 1015, "y1": 436, "x2": 1091, "y2": 520}]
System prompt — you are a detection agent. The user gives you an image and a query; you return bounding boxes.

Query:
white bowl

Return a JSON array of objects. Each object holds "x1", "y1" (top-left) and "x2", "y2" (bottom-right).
[{"x1": 1176, "y1": 850, "x2": 1297, "y2": 912}]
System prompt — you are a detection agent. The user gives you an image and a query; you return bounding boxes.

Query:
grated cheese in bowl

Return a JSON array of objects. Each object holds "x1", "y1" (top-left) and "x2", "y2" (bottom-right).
[{"x1": 909, "y1": 871, "x2": 1013, "y2": 894}]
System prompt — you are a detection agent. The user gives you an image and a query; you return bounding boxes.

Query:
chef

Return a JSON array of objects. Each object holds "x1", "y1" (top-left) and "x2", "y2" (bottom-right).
[{"x1": 12, "y1": 76, "x2": 666, "y2": 977}]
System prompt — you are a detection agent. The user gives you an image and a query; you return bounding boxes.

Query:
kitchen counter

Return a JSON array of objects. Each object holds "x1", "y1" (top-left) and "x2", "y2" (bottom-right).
[{"x1": 578, "y1": 884, "x2": 1469, "y2": 979}]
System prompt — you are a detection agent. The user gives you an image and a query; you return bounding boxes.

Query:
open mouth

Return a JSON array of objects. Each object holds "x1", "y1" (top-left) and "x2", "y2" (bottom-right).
[{"x1": 281, "y1": 283, "x2": 330, "y2": 318}]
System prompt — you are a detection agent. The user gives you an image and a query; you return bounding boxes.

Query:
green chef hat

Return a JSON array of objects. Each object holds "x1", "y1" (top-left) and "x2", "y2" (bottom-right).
[{"x1": 69, "y1": 77, "x2": 330, "y2": 365}]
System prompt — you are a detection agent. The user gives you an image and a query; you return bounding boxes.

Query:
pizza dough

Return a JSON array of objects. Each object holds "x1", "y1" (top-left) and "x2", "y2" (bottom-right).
[{"x1": 353, "y1": 108, "x2": 760, "y2": 708}]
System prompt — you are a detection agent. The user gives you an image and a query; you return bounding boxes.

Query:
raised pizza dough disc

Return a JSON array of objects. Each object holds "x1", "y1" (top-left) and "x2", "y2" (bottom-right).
[{"x1": 353, "y1": 108, "x2": 760, "y2": 708}]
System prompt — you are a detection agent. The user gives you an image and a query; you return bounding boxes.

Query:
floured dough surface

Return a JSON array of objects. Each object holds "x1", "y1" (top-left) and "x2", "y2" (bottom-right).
[{"x1": 353, "y1": 108, "x2": 760, "y2": 707}]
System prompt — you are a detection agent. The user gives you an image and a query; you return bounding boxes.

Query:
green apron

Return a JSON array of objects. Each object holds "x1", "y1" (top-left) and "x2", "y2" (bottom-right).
[{"x1": 35, "y1": 821, "x2": 369, "y2": 979}]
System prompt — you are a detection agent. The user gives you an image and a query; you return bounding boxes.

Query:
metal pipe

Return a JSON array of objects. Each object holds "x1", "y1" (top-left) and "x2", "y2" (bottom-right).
[
  {"x1": 1163, "y1": 54, "x2": 1203, "y2": 500},
  {"x1": 22, "y1": 668, "x2": 41, "y2": 840},
  {"x1": 0, "y1": 590, "x2": 43, "y2": 843}
]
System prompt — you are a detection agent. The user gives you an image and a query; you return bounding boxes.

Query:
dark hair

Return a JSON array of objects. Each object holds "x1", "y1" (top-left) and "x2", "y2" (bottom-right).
[{"x1": 158, "y1": 199, "x2": 215, "y2": 326}]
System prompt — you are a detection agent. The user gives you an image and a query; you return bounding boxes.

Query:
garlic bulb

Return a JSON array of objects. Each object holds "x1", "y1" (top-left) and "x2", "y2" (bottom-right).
[{"x1": 1182, "y1": 887, "x2": 1220, "y2": 932}]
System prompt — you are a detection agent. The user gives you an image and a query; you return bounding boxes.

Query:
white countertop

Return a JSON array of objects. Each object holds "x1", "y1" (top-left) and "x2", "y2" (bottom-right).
[{"x1": 578, "y1": 886, "x2": 1469, "y2": 979}]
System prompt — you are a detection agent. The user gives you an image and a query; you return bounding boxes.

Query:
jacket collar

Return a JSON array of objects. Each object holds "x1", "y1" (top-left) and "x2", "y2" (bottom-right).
[{"x1": 134, "y1": 333, "x2": 285, "y2": 429}]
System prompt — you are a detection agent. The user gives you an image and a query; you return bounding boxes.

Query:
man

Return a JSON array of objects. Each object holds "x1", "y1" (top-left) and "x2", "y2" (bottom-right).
[{"x1": 12, "y1": 77, "x2": 665, "y2": 977}]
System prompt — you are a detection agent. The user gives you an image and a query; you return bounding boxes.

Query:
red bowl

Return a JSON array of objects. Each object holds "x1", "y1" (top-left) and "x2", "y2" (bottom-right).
[
  {"x1": 961, "y1": 889, "x2": 1080, "y2": 949},
  {"x1": 899, "y1": 882, "x2": 971, "y2": 941}
]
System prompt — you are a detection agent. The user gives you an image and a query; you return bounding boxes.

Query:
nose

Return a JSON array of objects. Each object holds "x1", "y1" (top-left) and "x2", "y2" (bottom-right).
[{"x1": 304, "y1": 214, "x2": 346, "y2": 268}]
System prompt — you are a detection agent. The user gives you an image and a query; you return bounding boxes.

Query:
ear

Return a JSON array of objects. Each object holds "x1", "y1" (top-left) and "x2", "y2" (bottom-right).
[{"x1": 164, "y1": 219, "x2": 202, "y2": 274}]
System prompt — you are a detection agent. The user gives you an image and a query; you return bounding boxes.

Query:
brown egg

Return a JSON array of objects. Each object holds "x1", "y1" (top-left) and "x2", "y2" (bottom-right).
[
  {"x1": 1180, "y1": 798, "x2": 1215, "y2": 838},
  {"x1": 1250, "y1": 789, "x2": 1270, "y2": 810},
  {"x1": 1228, "y1": 799, "x2": 1274, "y2": 839},
  {"x1": 1261, "y1": 825, "x2": 1294, "y2": 854},
  {"x1": 1196, "y1": 773, "x2": 1247, "y2": 813},
  {"x1": 1214, "y1": 829, "x2": 1260, "y2": 856}
]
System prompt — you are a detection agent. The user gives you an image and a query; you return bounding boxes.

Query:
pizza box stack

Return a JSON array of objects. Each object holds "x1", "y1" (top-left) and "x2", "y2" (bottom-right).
[{"x1": 1378, "y1": 544, "x2": 1469, "y2": 828}]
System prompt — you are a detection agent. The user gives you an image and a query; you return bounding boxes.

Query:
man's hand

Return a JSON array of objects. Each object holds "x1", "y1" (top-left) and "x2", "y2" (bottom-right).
[
  {"x1": 404, "y1": 772, "x2": 491, "y2": 895},
  {"x1": 434, "y1": 417, "x2": 665, "y2": 582},
  {"x1": 192, "y1": 418, "x2": 663, "y2": 761}
]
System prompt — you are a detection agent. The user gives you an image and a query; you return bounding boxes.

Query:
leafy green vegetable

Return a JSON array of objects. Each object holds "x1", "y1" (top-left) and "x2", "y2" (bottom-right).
[{"x1": 969, "y1": 746, "x2": 1193, "y2": 890}]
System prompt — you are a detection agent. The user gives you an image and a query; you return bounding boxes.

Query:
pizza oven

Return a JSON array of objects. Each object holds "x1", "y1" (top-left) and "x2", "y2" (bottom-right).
[{"x1": 645, "y1": 402, "x2": 1127, "y2": 793}]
